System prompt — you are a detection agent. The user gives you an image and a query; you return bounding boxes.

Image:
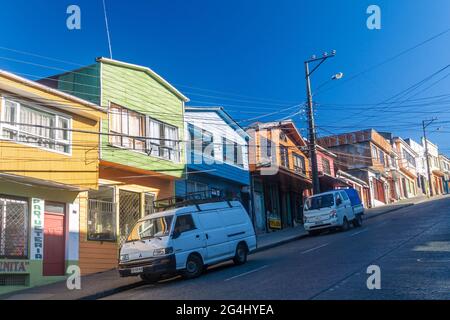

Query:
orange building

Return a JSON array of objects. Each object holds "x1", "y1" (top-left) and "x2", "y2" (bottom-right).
[{"x1": 246, "y1": 121, "x2": 312, "y2": 233}]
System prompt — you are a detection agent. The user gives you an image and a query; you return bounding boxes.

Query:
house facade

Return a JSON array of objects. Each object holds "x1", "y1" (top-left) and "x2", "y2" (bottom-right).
[
  {"x1": 439, "y1": 154, "x2": 450, "y2": 194},
  {"x1": 175, "y1": 107, "x2": 251, "y2": 211},
  {"x1": 41, "y1": 58, "x2": 189, "y2": 274},
  {"x1": 424, "y1": 138, "x2": 444, "y2": 196},
  {"x1": 393, "y1": 137, "x2": 418, "y2": 199},
  {"x1": 247, "y1": 121, "x2": 312, "y2": 233},
  {"x1": 0, "y1": 70, "x2": 105, "y2": 294},
  {"x1": 316, "y1": 145, "x2": 353, "y2": 192},
  {"x1": 318, "y1": 129, "x2": 394, "y2": 208},
  {"x1": 405, "y1": 138, "x2": 429, "y2": 195}
]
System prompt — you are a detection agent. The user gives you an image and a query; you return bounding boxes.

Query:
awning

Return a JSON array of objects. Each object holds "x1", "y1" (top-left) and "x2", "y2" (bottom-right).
[
  {"x1": 432, "y1": 170, "x2": 445, "y2": 177},
  {"x1": 0, "y1": 173, "x2": 88, "y2": 192}
]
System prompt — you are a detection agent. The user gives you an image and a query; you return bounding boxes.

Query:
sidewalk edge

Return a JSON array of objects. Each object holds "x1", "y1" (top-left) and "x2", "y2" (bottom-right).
[{"x1": 364, "y1": 203, "x2": 414, "y2": 220}]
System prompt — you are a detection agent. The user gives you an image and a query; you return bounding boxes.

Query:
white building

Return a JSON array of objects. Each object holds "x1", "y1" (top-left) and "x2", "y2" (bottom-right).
[{"x1": 405, "y1": 138, "x2": 428, "y2": 195}]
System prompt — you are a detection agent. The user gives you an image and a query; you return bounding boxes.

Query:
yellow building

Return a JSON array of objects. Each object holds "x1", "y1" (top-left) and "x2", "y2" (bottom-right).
[{"x1": 0, "y1": 70, "x2": 105, "y2": 294}]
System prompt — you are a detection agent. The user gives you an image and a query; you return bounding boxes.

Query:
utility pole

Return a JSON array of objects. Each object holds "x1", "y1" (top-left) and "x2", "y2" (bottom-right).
[
  {"x1": 305, "y1": 51, "x2": 336, "y2": 195},
  {"x1": 422, "y1": 118, "x2": 437, "y2": 197}
]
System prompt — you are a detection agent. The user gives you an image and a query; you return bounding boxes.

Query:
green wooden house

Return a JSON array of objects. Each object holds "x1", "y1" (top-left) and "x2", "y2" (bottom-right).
[{"x1": 40, "y1": 58, "x2": 190, "y2": 273}]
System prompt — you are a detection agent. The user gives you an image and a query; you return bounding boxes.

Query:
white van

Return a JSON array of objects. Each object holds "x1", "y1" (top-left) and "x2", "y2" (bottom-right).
[
  {"x1": 303, "y1": 189, "x2": 364, "y2": 235},
  {"x1": 118, "y1": 200, "x2": 257, "y2": 282}
]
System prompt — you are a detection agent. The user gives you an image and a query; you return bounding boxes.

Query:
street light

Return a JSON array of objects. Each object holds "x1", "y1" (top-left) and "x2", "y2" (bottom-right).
[{"x1": 304, "y1": 51, "x2": 341, "y2": 194}]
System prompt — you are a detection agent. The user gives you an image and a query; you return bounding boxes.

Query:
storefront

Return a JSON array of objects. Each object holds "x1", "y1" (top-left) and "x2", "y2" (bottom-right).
[
  {"x1": 78, "y1": 164, "x2": 176, "y2": 275},
  {"x1": 0, "y1": 176, "x2": 81, "y2": 295},
  {"x1": 0, "y1": 69, "x2": 105, "y2": 294}
]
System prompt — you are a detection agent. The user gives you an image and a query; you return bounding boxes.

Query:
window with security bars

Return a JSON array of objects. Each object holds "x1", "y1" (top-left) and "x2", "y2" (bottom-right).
[
  {"x1": 144, "y1": 193, "x2": 155, "y2": 216},
  {"x1": 119, "y1": 190, "x2": 141, "y2": 245},
  {"x1": 88, "y1": 186, "x2": 117, "y2": 242},
  {"x1": 0, "y1": 197, "x2": 29, "y2": 258},
  {"x1": 0, "y1": 274, "x2": 28, "y2": 286}
]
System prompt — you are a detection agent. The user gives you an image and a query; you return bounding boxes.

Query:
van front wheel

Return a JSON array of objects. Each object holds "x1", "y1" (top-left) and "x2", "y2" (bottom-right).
[
  {"x1": 182, "y1": 254, "x2": 204, "y2": 279},
  {"x1": 233, "y1": 242, "x2": 248, "y2": 265}
]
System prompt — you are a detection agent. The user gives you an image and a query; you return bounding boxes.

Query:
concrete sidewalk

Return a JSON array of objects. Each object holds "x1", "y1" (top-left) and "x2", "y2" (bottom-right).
[{"x1": 2, "y1": 193, "x2": 447, "y2": 300}]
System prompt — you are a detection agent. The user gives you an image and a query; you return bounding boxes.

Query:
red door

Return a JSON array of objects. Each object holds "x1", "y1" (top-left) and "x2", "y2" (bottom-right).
[{"x1": 43, "y1": 212, "x2": 66, "y2": 276}]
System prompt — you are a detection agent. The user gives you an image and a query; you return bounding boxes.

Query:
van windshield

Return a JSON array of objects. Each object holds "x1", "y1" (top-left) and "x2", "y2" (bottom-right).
[
  {"x1": 305, "y1": 194, "x2": 335, "y2": 211},
  {"x1": 127, "y1": 215, "x2": 174, "y2": 242}
]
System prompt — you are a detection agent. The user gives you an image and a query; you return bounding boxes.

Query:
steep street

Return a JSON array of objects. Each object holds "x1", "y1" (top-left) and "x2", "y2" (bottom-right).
[{"x1": 104, "y1": 197, "x2": 450, "y2": 300}]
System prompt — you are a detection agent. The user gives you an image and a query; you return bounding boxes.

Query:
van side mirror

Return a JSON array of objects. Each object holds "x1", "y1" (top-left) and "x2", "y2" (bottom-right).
[
  {"x1": 172, "y1": 229, "x2": 181, "y2": 239},
  {"x1": 336, "y1": 198, "x2": 342, "y2": 206}
]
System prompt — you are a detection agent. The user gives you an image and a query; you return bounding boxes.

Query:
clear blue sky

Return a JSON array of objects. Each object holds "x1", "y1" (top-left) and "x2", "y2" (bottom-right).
[{"x1": 1, "y1": 0, "x2": 450, "y2": 154}]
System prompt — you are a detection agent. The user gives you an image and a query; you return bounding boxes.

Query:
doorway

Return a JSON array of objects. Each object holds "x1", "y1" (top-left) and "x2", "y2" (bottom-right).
[{"x1": 43, "y1": 202, "x2": 66, "y2": 276}]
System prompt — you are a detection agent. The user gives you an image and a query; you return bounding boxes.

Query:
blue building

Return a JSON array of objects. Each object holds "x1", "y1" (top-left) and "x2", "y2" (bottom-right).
[{"x1": 175, "y1": 107, "x2": 251, "y2": 211}]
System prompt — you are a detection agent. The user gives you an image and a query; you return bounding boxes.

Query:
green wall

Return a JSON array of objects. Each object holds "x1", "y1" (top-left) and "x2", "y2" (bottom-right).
[
  {"x1": 53, "y1": 60, "x2": 186, "y2": 178},
  {"x1": 100, "y1": 62, "x2": 185, "y2": 178},
  {"x1": 57, "y1": 64, "x2": 101, "y2": 105}
]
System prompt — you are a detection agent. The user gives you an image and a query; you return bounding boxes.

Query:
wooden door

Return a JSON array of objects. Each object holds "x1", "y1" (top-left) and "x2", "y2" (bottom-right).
[{"x1": 43, "y1": 212, "x2": 66, "y2": 276}]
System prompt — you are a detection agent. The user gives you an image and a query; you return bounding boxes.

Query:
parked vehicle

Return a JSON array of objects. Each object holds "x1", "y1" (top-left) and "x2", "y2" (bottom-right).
[
  {"x1": 118, "y1": 200, "x2": 257, "y2": 282},
  {"x1": 303, "y1": 189, "x2": 364, "y2": 235}
]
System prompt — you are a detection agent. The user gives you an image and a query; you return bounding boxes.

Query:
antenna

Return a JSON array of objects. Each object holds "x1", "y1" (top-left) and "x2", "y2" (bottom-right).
[{"x1": 102, "y1": 0, "x2": 113, "y2": 59}]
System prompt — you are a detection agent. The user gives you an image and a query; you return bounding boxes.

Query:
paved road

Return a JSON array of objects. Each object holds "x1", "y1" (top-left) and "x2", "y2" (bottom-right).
[{"x1": 104, "y1": 197, "x2": 450, "y2": 300}]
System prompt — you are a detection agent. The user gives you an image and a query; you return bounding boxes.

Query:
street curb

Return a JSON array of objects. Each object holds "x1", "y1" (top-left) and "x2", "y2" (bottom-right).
[
  {"x1": 364, "y1": 203, "x2": 414, "y2": 220},
  {"x1": 78, "y1": 280, "x2": 145, "y2": 300},
  {"x1": 253, "y1": 233, "x2": 309, "y2": 254}
]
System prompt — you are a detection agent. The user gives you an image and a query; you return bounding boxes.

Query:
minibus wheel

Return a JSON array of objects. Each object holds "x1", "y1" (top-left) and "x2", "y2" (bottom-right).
[
  {"x1": 353, "y1": 214, "x2": 363, "y2": 228},
  {"x1": 233, "y1": 242, "x2": 248, "y2": 265},
  {"x1": 341, "y1": 217, "x2": 350, "y2": 231},
  {"x1": 182, "y1": 254, "x2": 204, "y2": 279}
]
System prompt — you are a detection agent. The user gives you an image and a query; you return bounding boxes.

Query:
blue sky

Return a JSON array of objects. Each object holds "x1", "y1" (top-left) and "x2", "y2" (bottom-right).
[{"x1": 1, "y1": 0, "x2": 450, "y2": 154}]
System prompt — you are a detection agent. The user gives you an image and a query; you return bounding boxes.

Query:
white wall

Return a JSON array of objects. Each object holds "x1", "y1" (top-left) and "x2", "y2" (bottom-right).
[{"x1": 406, "y1": 138, "x2": 427, "y2": 177}]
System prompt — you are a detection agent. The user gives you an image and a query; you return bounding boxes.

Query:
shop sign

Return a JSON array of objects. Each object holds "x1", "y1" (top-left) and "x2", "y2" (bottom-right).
[
  {"x1": 30, "y1": 199, "x2": 45, "y2": 260},
  {"x1": 0, "y1": 261, "x2": 29, "y2": 273},
  {"x1": 268, "y1": 214, "x2": 282, "y2": 229}
]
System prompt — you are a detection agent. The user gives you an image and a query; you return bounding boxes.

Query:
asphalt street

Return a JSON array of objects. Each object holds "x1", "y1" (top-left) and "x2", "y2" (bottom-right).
[{"x1": 104, "y1": 197, "x2": 450, "y2": 300}]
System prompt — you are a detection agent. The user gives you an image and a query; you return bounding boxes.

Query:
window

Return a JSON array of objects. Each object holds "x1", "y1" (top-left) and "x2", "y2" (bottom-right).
[
  {"x1": 202, "y1": 129, "x2": 214, "y2": 158},
  {"x1": 293, "y1": 154, "x2": 306, "y2": 174},
  {"x1": 280, "y1": 146, "x2": 289, "y2": 168},
  {"x1": 109, "y1": 103, "x2": 180, "y2": 162},
  {"x1": 88, "y1": 187, "x2": 116, "y2": 241},
  {"x1": 305, "y1": 194, "x2": 334, "y2": 210},
  {"x1": 402, "y1": 149, "x2": 416, "y2": 167},
  {"x1": 223, "y1": 137, "x2": 243, "y2": 167},
  {"x1": 379, "y1": 150, "x2": 385, "y2": 166},
  {"x1": 371, "y1": 145, "x2": 378, "y2": 160},
  {"x1": 109, "y1": 103, "x2": 146, "y2": 152},
  {"x1": 144, "y1": 193, "x2": 155, "y2": 216},
  {"x1": 0, "y1": 196, "x2": 28, "y2": 258},
  {"x1": 187, "y1": 124, "x2": 214, "y2": 160},
  {"x1": 174, "y1": 214, "x2": 196, "y2": 234},
  {"x1": 322, "y1": 157, "x2": 331, "y2": 175},
  {"x1": 187, "y1": 181, "x2": 208, "y2": 194},
  {"x1": 147, "y1": 118, "x2": 179, "y2": 161},
  {"x1": 340, "y1": 191, "x2": 349, "y2": 201},
  {"x1": 1, "y1": 99, "x2": 71, "y2": 154},
  {"x1": 127, "y1": 215, "x2": 173, "y2": 242}
]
